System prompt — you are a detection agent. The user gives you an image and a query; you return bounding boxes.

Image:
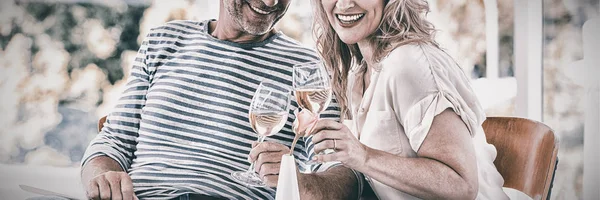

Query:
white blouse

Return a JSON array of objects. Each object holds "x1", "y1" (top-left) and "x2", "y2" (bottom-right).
[{"x1": 345, "y1": 44, "x2": 508, "y2": 200}]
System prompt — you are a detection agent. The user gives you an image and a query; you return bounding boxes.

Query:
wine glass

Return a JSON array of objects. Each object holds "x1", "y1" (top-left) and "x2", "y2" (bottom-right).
[
  {"x1": 231, "y1": 80, "x2": 291, "y2": 187},
  {"x1": 292, "y1": 60, "x2": 333, "y2": 165}
]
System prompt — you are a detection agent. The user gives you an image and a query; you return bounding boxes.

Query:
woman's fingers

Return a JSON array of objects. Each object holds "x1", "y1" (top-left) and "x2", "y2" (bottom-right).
[
  {"x1": 311, "y1": 130, "x2": 345, "y2": 144},
  {"x1": 310, "y1": 119, "x2": 344, "y2": 135},
  {"x1": 313, "y1": 151, "x2": 346, "y2": 163},
  {"x1": 313, "y1": 139, "x2": 344, "y2": 154},
  {"x1": 307, "y1": 119, "x2": 369, "y2": 168}
]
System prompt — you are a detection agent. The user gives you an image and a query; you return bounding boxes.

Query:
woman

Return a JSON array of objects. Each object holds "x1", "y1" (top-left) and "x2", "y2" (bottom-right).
[{"x1": 306, "y1": 0, "x2": 509, "y2": 199}]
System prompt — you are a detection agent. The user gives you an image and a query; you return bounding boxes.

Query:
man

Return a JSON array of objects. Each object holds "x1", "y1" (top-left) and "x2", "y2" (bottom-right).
[{"x1": 81, "y1": 0, "x2": 361, "y2": 199}]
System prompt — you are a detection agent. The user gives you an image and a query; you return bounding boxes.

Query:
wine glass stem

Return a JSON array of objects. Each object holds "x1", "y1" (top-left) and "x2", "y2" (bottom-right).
[
  {"x1": 289, "y1": 134, "x2": 302, "y2": 156},
  {"x1": 247, "y1": 135, "x2": 266, "y2": 173}
]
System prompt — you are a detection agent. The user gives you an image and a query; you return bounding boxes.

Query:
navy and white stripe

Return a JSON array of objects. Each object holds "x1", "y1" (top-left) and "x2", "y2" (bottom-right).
[{"x1": 82, "y1": 20, "x2": 341, "y2": 200}]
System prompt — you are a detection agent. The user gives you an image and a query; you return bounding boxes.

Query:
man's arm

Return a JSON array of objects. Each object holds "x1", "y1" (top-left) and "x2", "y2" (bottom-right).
[
  {"x1": 81, "y1": 28, "x2": 156, "y2": 200},
  {"x1": 298, "y1": 166, "x2": 359, "y2": 199}
]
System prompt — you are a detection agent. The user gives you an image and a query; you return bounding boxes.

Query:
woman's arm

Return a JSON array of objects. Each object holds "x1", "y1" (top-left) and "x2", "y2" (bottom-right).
[
  {"x1": 312, "y1": 108, "x2": 478, "y2": 200},
  {"x1": 360, "y1": 109, "x2": 478, "y2": 199}
]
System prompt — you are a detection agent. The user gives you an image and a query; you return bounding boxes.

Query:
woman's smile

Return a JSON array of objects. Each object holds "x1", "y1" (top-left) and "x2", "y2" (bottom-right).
[{"x1": 336, "y1": 13, "x2": 366, "y2": 27}]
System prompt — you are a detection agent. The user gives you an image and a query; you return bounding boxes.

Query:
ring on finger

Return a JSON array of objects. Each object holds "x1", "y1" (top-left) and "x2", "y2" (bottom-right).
[{"x1": 333, "y1": 139, "x2": 337, "y2": 151}]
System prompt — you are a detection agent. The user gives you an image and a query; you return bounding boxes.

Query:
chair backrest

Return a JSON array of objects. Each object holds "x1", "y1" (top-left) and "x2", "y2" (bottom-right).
[
  {"x1": 98, "y1": 116, "x2": 107, "y2": 132},
  {"x1": 482, "y1": 117, "x2": 559, "y2": 200}
]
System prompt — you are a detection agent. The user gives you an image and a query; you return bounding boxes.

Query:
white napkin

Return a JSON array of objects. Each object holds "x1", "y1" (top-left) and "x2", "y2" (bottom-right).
[
  {"x1": 275, "y1": 154, "x2": 300, "y2": 200},
  {"x1": 502, "y1": 187, "x2": 534, "y2": 200}
]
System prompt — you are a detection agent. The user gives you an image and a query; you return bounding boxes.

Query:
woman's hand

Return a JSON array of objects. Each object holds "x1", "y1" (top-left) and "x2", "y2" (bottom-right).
[{"x1": 310, "y1": 119, "x2": 369, "y2": 170}]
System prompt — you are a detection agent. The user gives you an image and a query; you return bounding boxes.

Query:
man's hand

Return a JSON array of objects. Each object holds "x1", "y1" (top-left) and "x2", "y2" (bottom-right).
[
  {"x1": 248, "y1": 141, "x2": 290, "y2": 187},
  {"x1": 85, "y1": 171, "x2": 137, "y2": 200}
]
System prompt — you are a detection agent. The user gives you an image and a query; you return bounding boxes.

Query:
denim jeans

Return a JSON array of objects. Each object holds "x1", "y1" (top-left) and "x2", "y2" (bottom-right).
[
  {"x1": 26, "y1": 196, "x2": 69, "y2": 200},
  {"x1": 26, "y1": 193, "x2": 224, "y2": 200},
  {"x1": 172, "y1": 193, "x2": 225, "y2": 200}
]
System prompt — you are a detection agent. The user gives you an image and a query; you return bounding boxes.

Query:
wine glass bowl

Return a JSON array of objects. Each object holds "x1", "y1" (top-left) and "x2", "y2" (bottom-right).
[
  {"x1": 292, "y1": 61, "x2": 332, "y2": 115},
  {"x1": 231, "y1": 80, "x2": 291, "y2": 187}
]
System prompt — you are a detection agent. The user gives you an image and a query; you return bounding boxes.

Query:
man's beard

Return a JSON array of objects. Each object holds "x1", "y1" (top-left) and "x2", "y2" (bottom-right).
[
  {"x1": 226, "y1": 0, "x2": 281, "y2": 35},
  {"x1": 238, "y1": 16, "x2": 274, "y2": 35}
]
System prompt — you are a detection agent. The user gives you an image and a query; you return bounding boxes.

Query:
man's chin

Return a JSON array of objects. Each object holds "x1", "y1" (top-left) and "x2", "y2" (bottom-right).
[{"x1": 243, "y1": 25, "x2": 273, "y2": 36}]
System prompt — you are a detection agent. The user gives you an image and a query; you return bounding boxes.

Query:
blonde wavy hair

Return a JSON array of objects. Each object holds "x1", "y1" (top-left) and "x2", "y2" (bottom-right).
[{"x1": 311, "y1": 0, "x2": 439, "y2": 119}]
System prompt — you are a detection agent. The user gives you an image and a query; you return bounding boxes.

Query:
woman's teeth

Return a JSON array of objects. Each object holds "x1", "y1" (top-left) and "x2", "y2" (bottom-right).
[{"x1": 337, "y1": 14, "x2": 365, "y2": 24}]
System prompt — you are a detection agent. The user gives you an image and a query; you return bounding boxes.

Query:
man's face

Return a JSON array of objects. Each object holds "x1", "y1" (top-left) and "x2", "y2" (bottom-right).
[{"x1": 222, "y1": 0, "x2": 291, "y2": 35}]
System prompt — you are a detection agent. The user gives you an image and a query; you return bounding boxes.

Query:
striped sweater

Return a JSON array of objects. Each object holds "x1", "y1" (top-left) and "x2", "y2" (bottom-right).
[{"x1": 82, "y1": 20, "x2": 341, "y2": 200}]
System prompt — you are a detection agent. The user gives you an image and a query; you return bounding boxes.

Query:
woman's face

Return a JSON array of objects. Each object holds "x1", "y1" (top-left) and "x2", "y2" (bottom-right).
[{"x1": 321, "y1": 0, "x2": 385, "y2": 44}]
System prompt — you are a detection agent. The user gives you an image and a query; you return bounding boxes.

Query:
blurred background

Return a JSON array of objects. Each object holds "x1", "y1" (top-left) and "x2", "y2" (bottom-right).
[{"x1": 0, "y1": 0, "x2": 598, "y2": 199}]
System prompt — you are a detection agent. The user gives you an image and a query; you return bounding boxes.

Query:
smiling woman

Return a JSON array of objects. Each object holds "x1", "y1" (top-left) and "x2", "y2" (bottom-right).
[{"x1": 308, "y1": 0, "x2": 509, "y2": 199}]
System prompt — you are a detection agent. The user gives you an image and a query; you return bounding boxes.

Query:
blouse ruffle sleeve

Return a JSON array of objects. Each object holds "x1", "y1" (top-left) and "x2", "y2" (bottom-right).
[{"x1": 384, "y1": 44, "x2": 486, "y2": 153}]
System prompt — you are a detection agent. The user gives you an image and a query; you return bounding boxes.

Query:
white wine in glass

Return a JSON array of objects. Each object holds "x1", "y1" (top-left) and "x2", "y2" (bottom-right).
[
  {"x1": 249, "y1": 110, "x2": 288, "y2": 138},
  {"x1": 294, "y1": 88, "x2": 332, "y2": 115},
  {"x1": 231, "y1": 80, "x2": 291, "y2": 188}
]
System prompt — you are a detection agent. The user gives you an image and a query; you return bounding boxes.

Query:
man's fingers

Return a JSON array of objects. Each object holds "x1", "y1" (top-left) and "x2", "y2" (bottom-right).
[
  {"x1": 108, "y1": 178, "x2": 123, "y2": 200},
  {"x1": 257, "y1": 151, "x2": 287, "y2": 165},
  {"x1": 261, "y1": 142, "x2": 289, "y2": 152},
  {"x1": 96, "y1": 178, "x2": 112, "y2": 200},
  {"x1": 258, "y1": 163, "x2": 281, "y2": 177},
  {"x1": 105, "y1": 172, "x2": 125, "y2": 200},
  {"x1": 248, "y1": 142, "x2": 267, "y2": 162},
  {"x1": 248, "y1": 142, "x2": 289, "y2": 162},
  {"x1": 255, "y1": 151, "x2": 286, "y2": 173},
  {"x1": 120, "y1": 174, "x2": 134, "y2": 200},
  {"x1": 86, "y1": 181, "x2": 100, "y2": 200},
  {"x1": 262, "y1": 174, "x2": 279, "y2": 188},
  {"x1": 86, "y1": 172, "x2": 134, "y2": 200}
]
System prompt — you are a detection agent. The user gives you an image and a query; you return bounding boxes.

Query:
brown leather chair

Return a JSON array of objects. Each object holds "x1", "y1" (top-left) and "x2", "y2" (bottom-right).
[
  {"x1": 98, "y1": 116, "x2": 107, "y2": 132},
  {"x1": 482, "y1": 117, "x2": 559, "y2": 200}
]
